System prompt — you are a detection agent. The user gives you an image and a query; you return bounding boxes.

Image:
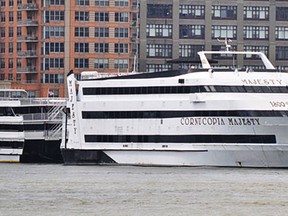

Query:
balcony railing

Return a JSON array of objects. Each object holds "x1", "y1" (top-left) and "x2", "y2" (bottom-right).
[
  {"x1": 17, "y1": 35, "x2": 38, "y2": 42},
  {"x1": 17, "y1": 66, "x2": 37, "y2": 73},
  {"x1": 17, "y1": 50, "x2": 37, "y2": 58},
  {"x1": 17, "y1": 20, "x2": 38, "y2": 26},
  {"x1": 18, "y1": 3, "x2": 38, "y2": 10}
]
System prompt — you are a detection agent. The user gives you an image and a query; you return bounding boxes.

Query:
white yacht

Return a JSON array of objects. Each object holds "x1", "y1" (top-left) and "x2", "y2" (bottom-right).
[
  {"x1": 62, "y1": 43, "x2": 288, "y2": 167},
  {"x1": 0, "y1": 89, "x2": 66, "y2": 163}
]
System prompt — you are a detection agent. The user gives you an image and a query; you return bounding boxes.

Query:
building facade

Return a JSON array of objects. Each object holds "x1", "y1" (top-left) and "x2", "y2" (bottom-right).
[
  {"x1": 0, "y1": 0, "x2": 139, "y2": 97},
  {"x1": 140, "y1": 0, "x2": 288, "y2": 72}
]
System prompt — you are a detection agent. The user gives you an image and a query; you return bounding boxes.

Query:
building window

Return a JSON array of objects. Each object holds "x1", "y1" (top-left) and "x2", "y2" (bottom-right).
[
  {"x1": 8, "y1": 59, "x2": 13, "y2": 69},
  {"x1": 95, "y1": 43, "x2": 109, "y2": 53},
  {"x1": 17, "y1": 11, "x2": 22, "y2": 21},
  {"x1": 17, "y1": 43, "x2": 21, "y2": 51},
  {"x1": 276, "y1": 7, "x2": 288, "y2": 21},
  {"x1": 1, "y1": 0, "x2": 5, "y2": 7},
  {"x1": 17, "y1": 27, "x2": 22, "y2": 36},
  {"x1": 1, "y1": 12, "x2": 5, "y2": 22},
  {"x1": 244, "y1": 46, "x2": 269, "y2": 58},
  {"x1": 95, "y1": 27, "x2": 109, "y2": 37},
  {"x1": 9, "y1": 0, "x2": 13, "y2": 6},
  {"x1": 42, "y1": 58, "x2": 64, "y2": 70},
  {"x1": 243, "y1": 26, "x2": 269, "y2": 39},
  {"x1": 9, "y1": 12, "x2": 14, "y2": 22},
  {"x1": 9, "y1": 27, "x2": 13, "y2": 37},
  {"x1": 276, "y1": 47, "x2": 288, "y2": 60},
  {"x1": 45, "y1": 42, "x2": 64, "y2": 53},
  {"x1": 94, "y1": 59, "x2": 109, "y2": 69},
  {"x1": 276, "y1": 27, "x2": 288, "y2": 40},
  {"x1": 41, "y1": 74, "x2": 64, "y2": 84},
  {"x1": 95, "y1": 0, "x2": 109, "y2": 6},
  {"x1": 16, "y1": 74, "x2": 21, "y2": 81},
  {"x1": 0, "y1": 43, "x2": 5, "y2": 53},
  {"x1": 114, "y1": 59, "x2": 128, "y2": 69},
  {"x1": 212, "y1": 25, "x2": 237, "y2": 39},
  {"x1": 8, "y1": 74, "x2": 13, "y2": 81},
  {"x1": 45, "y1": 11, "x2": 65, "y2": 22},
  {"x1": 179, "y1": 45, "x2": 204, "y2": 57},
  {"x1": 16, "y1": 58, "x2": 22, "y2": 67},
  {"x1": 115, "y1": 12, "x2": 129, "y2": 22},
  {"x1": 75, "y1": 42, "x2": 89, "y2": 52},
  {"x1": 95, "y1": 12, "x2": 109, "y2": 22},
  {"x1": 146, "y1": 24, "x2": 172, "y2": 38},
  {"x1": 147, "y1": 4, "x2": 172, "y2": 18},
  {"x1": 0, "y1": 59, "x2": 5, "y2": 68},
  {"x1": 114, "y1": 43, "x2": 128, "y2": 53},
  {"x1": 212, "y1": 45, "x2": 237, "y2": 59},
  {"x1": 74, "y1": 58, "x2": 89, "y2": 68},
  {"x1": 0, "y1": 27, "x2": 5, "y2": 37},
  {"x1": 115, "y1": 0, "x2": 129, "y2": 7},
  {"x1": 44, "y1": 26, "x2": 65, "y2": 38},
  {"x1": 115, "y1": 28, "x2": 128, "y2": 38},
  {"x1": 179, "y1": 25, "x2": 205, "y2": 39},
  {"x1": 50, "y1": 0, "x2": 65, "y2": 5},
  {"x1": 75, "y1": 27, "x2": 89, "y2": 37},
  {"x1": 179, "y1": 5, "x2": 205, "y2": 19},
  {"x1": 9, "y1": 42, "x2": 13, "y2": 53},
  {"x1": 75, "y1": 11, "x2": 89, "y2": 21},
  {"x1": 212, "y1": 6, "x2": 237, "y2": 19},
  {"x1": 48, "y1": 89, "x2": 59, "y2": 97},
  {"x1": 244, "y1": 6, "x2": 269, "y2": 20},
  {"x1": 146, "y1": 64, "x2": 172, "y2": 72},
  {"x1": 146, "y1": 44, "x2": 172, "y2": 58},
  {"x1": 76, "y1": 0, "x2": 89, "y2": 6}
]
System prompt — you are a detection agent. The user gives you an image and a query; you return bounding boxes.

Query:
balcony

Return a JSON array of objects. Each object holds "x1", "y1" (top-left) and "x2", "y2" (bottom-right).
[
  {"x1": 17, "y1": 20, "x2": 38, "y2": 26},
  {"x1": 18, "y1": 3, "x2": 38, "y2": 11},
  {"x1": 131, "y1": 5, "x2": 139, "y2": 12},
  {"x1": 17, "y1": 35, "x2": 38, "y2": 42},
  {"x1": 17, "y1": 66, "x2": 37, "y2": 73},
  {"x1": 17, "y1": 50, "x2": 37, "y2": 58}
]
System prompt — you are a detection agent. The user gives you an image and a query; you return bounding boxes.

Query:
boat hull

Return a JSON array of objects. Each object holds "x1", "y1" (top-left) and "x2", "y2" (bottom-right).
[
  {"x1": 61, "y1": 144, "x2": 288, "y2": 167},
  {"x1": 21, "y1": 140, "x2": 63, "y2": 163}
]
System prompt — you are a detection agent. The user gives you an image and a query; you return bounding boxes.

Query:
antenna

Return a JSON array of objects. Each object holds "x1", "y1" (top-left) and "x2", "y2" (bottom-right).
[{"x1": 217, "y1": 38, "x2": 232, "y2": 51}]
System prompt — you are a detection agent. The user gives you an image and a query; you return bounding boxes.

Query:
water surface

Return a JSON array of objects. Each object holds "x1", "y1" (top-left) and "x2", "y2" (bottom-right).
[{"x1": 0, "y1": 164, "x2": 287, "y2": 216}]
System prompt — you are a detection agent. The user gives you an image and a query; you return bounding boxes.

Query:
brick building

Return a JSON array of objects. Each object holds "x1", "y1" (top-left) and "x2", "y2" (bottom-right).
[{"x1": 0, "y1": 0, "x2": 139, "y2": 97}]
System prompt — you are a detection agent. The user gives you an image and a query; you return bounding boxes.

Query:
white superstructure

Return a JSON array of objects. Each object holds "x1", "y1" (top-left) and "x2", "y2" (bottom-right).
[
  {"x1": 62, "y1": 43, "x2": 288, "y2": 167},
  {"x1": 0, "y1": 89, "x2": 66, "y2": 163}
]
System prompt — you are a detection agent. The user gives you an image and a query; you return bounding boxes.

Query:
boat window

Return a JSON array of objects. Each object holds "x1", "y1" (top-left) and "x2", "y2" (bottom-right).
[
  {"x1": 204, "y1": 86, "x2": 210, "y2": 92},
  {"x1": 230, "y1": 86, "x2": 239, "y2": 92},
  {"x1": 252, "y1": 86, "x2": 262, "y2": 93},
  {"x1": 280, "y1": 87, "x2": 288, "y2": 93},
  {"x1": 222, "y1": 86, "x2": 232, "y2": 92},
  {"x1": 261, "y1": 86, "x2": 272, "y2": 93},
  {"x1": 244, "y1": 86, "x2": 253, "y2": 92}
]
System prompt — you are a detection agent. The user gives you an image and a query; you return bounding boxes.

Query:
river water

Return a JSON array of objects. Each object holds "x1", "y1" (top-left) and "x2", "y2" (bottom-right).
[{"x1": 0, "y1": 164, "x2": 287, "y2": 216}]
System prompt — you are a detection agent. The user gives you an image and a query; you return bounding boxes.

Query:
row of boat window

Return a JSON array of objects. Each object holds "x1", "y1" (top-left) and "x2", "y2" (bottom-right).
[
  {"x1": 0, "y1": 107, "x2": 51, "y2": 116},
  {"x1": 0, "y1": 124, "x2": 59, "y2": 131},
  {"x1": 82, "y1": 110, "x2": 288, "y2": 119},
  {"x1": 0, "y1": 141, "x2": 23, "y2": 149},
  {"x1": 84, "y1": 135, "x2": 276, "y2": 144},
  {"x1": 82, "y1": 85, "x2": 288, "y2": 95}
]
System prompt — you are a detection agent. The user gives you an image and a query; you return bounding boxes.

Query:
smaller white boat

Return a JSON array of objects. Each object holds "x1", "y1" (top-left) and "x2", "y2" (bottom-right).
[{"x1": 0, "y1": 89, "x2": 66, "y2": 163}]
